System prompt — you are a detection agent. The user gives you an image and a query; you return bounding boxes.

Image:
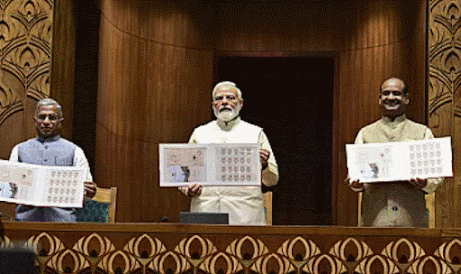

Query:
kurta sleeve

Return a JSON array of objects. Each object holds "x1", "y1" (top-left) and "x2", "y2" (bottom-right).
[
  {"x1": 188, "y1": 130, "x2": 198, "y2": 144},
  {"x1": 9, "y1": 145, "x2": 19, "y2": 162},
  {"x1": 259, "y1": 130, "x2": 279, "y2": 187},
  {"x1": 73, "y1": 146, "x2": 93, "y2": 182},
  {"x1": 354, "y1": 130, "x2": 364, "y2": 145},
  {"x1": 348, "y1": 130, "x2": 365, "y2": 192},
  {"x1": 421, "y1": 128, "x2": 443, "y2": 194}
]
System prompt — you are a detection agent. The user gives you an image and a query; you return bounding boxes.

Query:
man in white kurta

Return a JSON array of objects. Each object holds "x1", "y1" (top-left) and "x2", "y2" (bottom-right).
[
  {"x1": 182, "y1": 81, "x2": 278, "y2": 225},
  {"x1": 347, "y1": 78, "x2": 443, "y2": 227}
]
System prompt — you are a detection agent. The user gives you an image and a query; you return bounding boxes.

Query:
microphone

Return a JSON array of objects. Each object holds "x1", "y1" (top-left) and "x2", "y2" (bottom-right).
[{"x1": 158, "y1": 216, "x2": 169, "y2": 222}]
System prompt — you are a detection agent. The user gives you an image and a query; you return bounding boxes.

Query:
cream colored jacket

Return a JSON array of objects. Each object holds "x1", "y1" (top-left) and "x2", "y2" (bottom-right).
[{"x1": 355, "y1": 115, "x2": 443, "y2": 227}]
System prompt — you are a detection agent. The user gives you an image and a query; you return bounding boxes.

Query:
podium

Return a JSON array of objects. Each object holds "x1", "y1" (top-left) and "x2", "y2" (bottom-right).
[{"x1": 1, "y1": 221, "x2": 460, "y2": 274}]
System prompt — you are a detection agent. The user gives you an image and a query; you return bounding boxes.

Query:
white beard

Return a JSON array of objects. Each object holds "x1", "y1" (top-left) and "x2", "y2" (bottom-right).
[{"x1": 215, "y1": 108, "x2": 239, "y2": 122}]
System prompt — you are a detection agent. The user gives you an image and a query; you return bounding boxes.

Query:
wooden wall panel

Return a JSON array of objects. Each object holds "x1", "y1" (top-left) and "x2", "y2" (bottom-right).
[
  {"x1": 335, "y1": 1, "x2": 427, "y2": 225},
  {"x1": 0, "y1": 0, "x2": 430, "y2": 225},
  {"x1": 0, "y1": 0, "x2": 77, "y2": 219},
  {"x1": 95, "y1": 0, "x2": 428, "y2": 224},
  {"x1": 50, "y1": 0, "x2": 75, "y2": 139},
  {"x1": 210, "y1": 0, "x2": 426, "y2": 226},
  {"x1": 213, "y1": 1, "x2": 344, "y2": 52},
  {"x1": 0, "y1": 0, "x2": 74, "y2": 144},
  {"x1": 0, "y1": 0, "x2": 54, "y2": 158},
  {"x1": 96, "y1": 0, "x2": 213, "y2": 222},
  {"x1": 428, "y1": 0, "x2": 461, "y2": 228}
]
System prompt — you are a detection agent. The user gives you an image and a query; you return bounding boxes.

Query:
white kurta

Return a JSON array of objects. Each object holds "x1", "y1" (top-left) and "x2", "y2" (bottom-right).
[{"x1": 184, "y1": 117, "x2": 278, "y2": 225}]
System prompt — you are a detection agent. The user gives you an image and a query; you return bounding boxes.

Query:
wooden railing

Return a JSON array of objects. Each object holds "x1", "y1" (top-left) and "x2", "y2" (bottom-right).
[{"x1": 2, "y1": 221, "x2": 461, "y2": 274}]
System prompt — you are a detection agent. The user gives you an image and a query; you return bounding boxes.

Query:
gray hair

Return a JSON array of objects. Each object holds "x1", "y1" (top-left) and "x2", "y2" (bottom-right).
[
  {"x1": 212, "y1": 81, "x2": 243, "y2": 100},
  {"x1": 35, "y1": 98, "x2": 63, "y2": 117}
]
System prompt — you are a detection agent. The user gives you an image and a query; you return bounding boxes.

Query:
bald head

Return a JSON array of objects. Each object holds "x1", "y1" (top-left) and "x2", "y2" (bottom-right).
[
  {"x1": 379, "y1": 77, "x2": 409, "y2": 119},
  {"x1": 381, "y1": 77, "x2": 408, "y2": 95}
]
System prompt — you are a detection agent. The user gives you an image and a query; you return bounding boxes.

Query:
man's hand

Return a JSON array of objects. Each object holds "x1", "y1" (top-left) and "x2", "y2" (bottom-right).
[
  {"x1": 345, "y1": 175, "x2": 364, "y2": 192},
  {"x1": 260, "y1": 149, "x2": 270, "y2": 170},
  {"x1": 187, "y1": 183, "x2": 202, "y2": 197},
  {"x1": 409, "y1": 178, "x2": 427, "y2": 189},
  {"x1": 84, "y1": 182, "x2": 97, "y2": 198}
]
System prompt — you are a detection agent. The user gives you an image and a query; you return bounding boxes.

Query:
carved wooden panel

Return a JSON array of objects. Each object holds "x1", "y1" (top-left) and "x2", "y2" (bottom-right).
[
  {"x1": 3, "y1": 222, "x2": 461, "y2": 274},
  {"x1": 428, "y1": 0, "x2": 461, "y2": 227},
  {"x1": 0, "y1": 0, "x2": 52, "y2": 126},
  {"x1": 0, "y1": 0, "x2": 55, "y2": 219}
]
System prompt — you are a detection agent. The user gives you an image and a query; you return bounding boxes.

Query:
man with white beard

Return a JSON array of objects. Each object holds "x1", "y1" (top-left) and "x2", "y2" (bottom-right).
[{"x1": 180, "y1": 81, "x2": 279, "y2": 225}]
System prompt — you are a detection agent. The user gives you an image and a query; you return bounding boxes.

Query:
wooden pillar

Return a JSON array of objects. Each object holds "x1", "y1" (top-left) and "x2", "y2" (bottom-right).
[{"x1": 428, "y1": 0, "x2": 461, "y2": 227}]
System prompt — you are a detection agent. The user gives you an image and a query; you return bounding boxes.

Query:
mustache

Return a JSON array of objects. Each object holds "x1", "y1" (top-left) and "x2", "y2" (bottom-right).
[
  {"x1": 383, "y1": 99, "x2": 401, "y2": 104},
  {"x1": 219, "y1": 106, "x2": 233, "y2": 112}
]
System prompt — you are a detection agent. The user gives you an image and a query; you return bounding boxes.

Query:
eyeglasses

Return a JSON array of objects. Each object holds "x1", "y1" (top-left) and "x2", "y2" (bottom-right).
[{"x1": 36, "y1": 114, "x2": 62, "y2": 122}]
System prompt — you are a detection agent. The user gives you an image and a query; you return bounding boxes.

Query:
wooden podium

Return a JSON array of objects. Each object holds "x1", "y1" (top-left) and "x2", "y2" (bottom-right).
[{"x1": 2, "y1": 221, "x2": 461, "y2": 274}]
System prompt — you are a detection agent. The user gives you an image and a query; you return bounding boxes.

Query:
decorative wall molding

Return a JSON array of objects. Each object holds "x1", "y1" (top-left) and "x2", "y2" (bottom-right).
[
  {"x1": 2, "y1": 223, "x2": 461, "y2": 274},
  {"x1": 0, "y1": 0, "x2": 53, "y2": 125},
  {"x1": 428, "y1": 0, "x2": 461, "y2": 116},
  {"x1": 428, "y1": 0, "x2": 461, "y2": 227}
]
